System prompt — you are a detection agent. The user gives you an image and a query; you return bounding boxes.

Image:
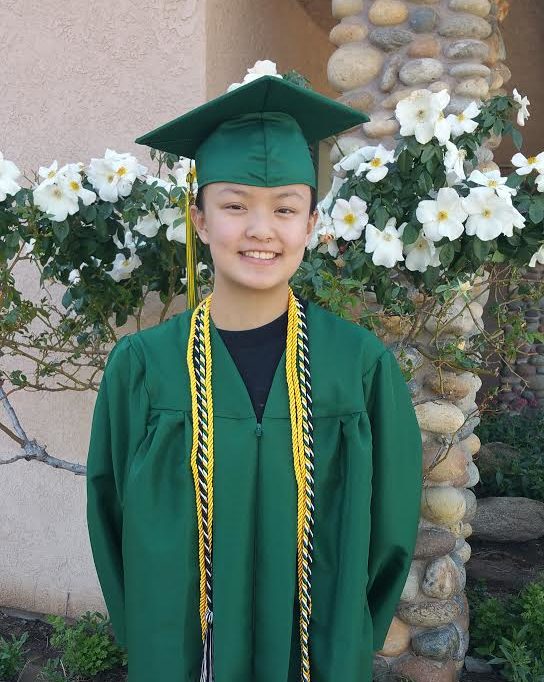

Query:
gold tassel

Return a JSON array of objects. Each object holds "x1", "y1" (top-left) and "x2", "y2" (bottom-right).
[{"x1": 185, "y1": 163, "x2": 198, "y2": 309}]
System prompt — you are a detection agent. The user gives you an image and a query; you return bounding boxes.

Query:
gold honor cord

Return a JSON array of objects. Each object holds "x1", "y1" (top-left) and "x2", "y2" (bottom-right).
[
  {"x1": 187, "y1": 287, "x2": 316, "y2": 681},
  {"x1": 184, "y1": 165, "x2": 198, "y2": 310}
]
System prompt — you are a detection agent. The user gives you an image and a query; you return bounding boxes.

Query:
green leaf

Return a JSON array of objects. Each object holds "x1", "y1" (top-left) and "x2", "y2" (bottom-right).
[
  {"x1": 506, "y1": 173, "x2": 524, "y2": 188},
  {"x1": 529, "y1": 200, "x2": 544, "y2": 225},
  {"x1": 439, "y1": 241, "x2": 456, "y2": 267},
  {"x1": 420, "y1": 144, "x2": 436, "y2": 164},
  {"x1": 511, "y1": 127, "x2": 523, "y2": 151},
  {"x1": 397, "y1": 149, "x2": 412, "y2": 175},
  {"x1": 52, "y1": 221, "x2": 70, "y2": 242},
  {"x1": 400, "y1": 222, "x2": 419, "y2": 246},
  {"x1": 472, "y1": 237, "x2": 490, "y2": 262}
]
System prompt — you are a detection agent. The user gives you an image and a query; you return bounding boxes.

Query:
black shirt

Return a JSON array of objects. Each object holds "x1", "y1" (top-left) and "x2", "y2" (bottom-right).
[{"x1": 216, "y1": 297, "x2": 308, "y2": 423}]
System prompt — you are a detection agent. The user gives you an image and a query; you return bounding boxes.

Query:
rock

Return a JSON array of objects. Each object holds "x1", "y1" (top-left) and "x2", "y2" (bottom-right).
[
  {"x1": 444, "y1": 39, "x2": 490, "y2": 60},
  {"x1": 382, "y1": 88, "x2": 416, "y2": 108},
  {"x1": 425, "y1": 443, "x2": 468, "y2": 483},
  {"x1": 369, "y1": 0, "x2": 409, "y2": 26},
  {"x1": 415, "y1": 400, "x2": 465, "y2": 435},
  {"x1": 421, "y1": 486, "x2": 467, "y2": 524},
  {"x1": 495, "y1": 61, "x2": 512, "y2": 85},
  {"x1": 410, "y1": 7, "x2": 438, "y2": 32},
  {"x1": 400, "y1": 58, "x2": 444, "y2": 85},
  {"x1": 453, "y1": 538, "x2": 471, "y2": 563},
  {"x1": 332, "y1": 0, "x2": 365, "y2": 19},
  {"x1": 379, "y1": 616, "x2": 412, "y2": 656},
  {"x1": 464, "y1": 655, "x2": 495, "y2": 673},
  {"x1": 461, "y1": 432, "x2": 480, "y2": 457},
  {"x1": 530, "y1": 374, "x2": 544, "y2": 390},
  {"x1": 455, "y1": 77, "x2": 490, "y2": 99},
  {"x1": 484, "y1": 30, "x2": 507, "y2": 66},
  {"x1": 422, "y1": 555, "x2": 460, "y2": 599},
  {"x1": 412, "y1": 623, "x2": 461, "y2": 660},
  {"x1": 337, "y1": 87, "x2": 376, "y2": 113},
  {"x1": 475, "y1": 442, "x2": 519, "y2": 481},
  {"x1": 471, "y1": 496, "x2": 544, "y2": 541},
  {"x1": 445, "y1": 95, "x2": 476, "y2": 115},
  {"x1": 401, "y1": 561, "x2": 424, "y2": 600},
  {"x1": 381, "y1": 54, "x2": 403, "y2": 91},
  {"x1": 369, "y1": 27, "x2": 414, "y2": 51},
  {"x1": 414, "y1": 526, "x2": 457, "y2": 559},
  {"x1": 329, "y1": 134, "x2": 367, "y2": 164},
  {"x1": 363, "y1": 113, "x2": 400, "y2": 137},
  {"x1": 461, "y1": 488, "x2": 477, "y2": 522},
  {"x1": 449, "y1": 0, "x2": 491, "y2": 17},
  {"x1": 449, "y1": 62, "x2": 491, "y2": 79},
  {"x1": 426, "y1": 370, "x2": 477, "y2": 400},
  {"x1": 329, "y1": 21, "x2": 369, "y2": 46},
  {"x1": 408, "y1": 36, "x2": 441, "y2": 57},
  {"x1": 328, "y1": 44, "x2": 384, "y2": 91},
  {"x1": 439, "y1": 15, "x2": 492, "y2": 39},
  {"x1": 393, "y1": 655, "x2": 458, "y2": 682},
  {"x1": 397, "y1": 598, "x2": 462, "y2": 626}
]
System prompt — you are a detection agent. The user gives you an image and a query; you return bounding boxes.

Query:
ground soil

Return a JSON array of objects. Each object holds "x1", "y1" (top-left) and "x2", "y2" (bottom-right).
[{"x1": 1, "y1": 535, "x2": 543, "y2": 681}]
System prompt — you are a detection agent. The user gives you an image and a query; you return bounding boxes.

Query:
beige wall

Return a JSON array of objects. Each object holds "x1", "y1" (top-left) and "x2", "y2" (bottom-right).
[{"x1": 0, "y1": 1, "x2": 334, "y2": 619}]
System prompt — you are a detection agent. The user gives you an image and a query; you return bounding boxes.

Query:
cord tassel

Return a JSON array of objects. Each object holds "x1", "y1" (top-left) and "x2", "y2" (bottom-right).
[{"x1": 199, "y1": 608, "x2": 214, "y2": 682}]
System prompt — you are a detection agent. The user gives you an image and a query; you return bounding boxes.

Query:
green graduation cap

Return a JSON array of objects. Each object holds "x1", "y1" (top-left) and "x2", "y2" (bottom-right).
[{"x1": 134, "y1": 74, "x2": 369, "y2": 190}]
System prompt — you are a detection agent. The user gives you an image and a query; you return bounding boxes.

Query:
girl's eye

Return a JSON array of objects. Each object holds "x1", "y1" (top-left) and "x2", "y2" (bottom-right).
[
  {"x1": 277, "y1": 208, "x2": 295, "y2": 215},
  {"x1": 225, "y1": 204, "x2": 243, "y2": 210}
]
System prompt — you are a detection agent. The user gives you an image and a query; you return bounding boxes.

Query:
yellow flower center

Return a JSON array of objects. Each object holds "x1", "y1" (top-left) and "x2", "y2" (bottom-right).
[
  {"x1": 69, "y1": 180, "x2": 80, "y2": 191},
  {"x1": 344, "y1": 213, "x2": 355, "y2": 225},
  {"x1": 528, "y1": 156, "x2": 537, "y2": 165},
  {"x1": 53, "y1": 187, "x2": 63, "y2": 198},
  {"x1": 117, "y1": 166, "x2": 128, "y2": 176},
  {"x1": 488, "y1": 180, "x2": 498, "y2": 187},
  {"x1": 437, "y1": 210, "x2": 449, "y2": 221},
  {"x1": 483, "y1": 208, "x2": 492, "y2": 218},
  {"x1": 107, "y1": 173, "x2": 115, "y2": 183},
  {"x1": 456, "y1": 113, "x2": 465, "y2": 122},
  {"x1": 370, "y1": 158, "x2": 382, "y2": 167},
  {"x1": 416, "y1": 108, "x2": 427, "y2": 120},
  {"x1": 47, "y1": 170, "x2": 56, "y2": 179}
]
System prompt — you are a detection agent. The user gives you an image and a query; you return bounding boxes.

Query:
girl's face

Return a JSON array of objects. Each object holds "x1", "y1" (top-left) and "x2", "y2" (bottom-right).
[{"x1": 190, "y1": 182, "x2": 317, "y2": 294}]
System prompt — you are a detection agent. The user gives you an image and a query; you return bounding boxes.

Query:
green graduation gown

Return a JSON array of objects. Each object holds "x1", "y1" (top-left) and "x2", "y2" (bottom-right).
[{"x1": 86, "y1": 299, "x2": 423, "y2": 681}]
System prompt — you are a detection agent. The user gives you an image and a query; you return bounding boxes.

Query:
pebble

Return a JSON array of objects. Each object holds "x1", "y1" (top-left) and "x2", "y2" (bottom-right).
[
  {"x1": 461, "y1": 488, "x2": 477, "y2": 523},
  {"x1": 449, "y1": 62, "x2": 491, "y2": 79},
  {"x1": 449, "y1": 0, "x2": 491, "y2": 17},
  {"x1": 485, "y1": 31, "x2": 507, "y2": 66},
  {"x1": 399, "y1": 58, "x2": 444, "y2": 85},
  {"x1": 337, "y1": 87, "x2": 376, "y2": 113},
  {"x1": 426, "y1": 371, "x2": 475, "y2": 400},
  {"x1": 382, "y1": 88, "x2": 416, "y2": 108},
  {"x1": 330, "y1": 21, "x2": 369, "y2": 46},
  {"x1": 445, "y1": 95, "x2": 474, "y2": 115},
  {"x1": 363, "y1": 114, "x2": 400, "y2": 138},
  {"x1": 408, "y1": 36, "x2": 440, "y2": 58},
  {"x1": 410, "y1": 7, "x2": 438, "y2": 32},
  {"x1": 401, "y1": 561, "x2": 424, "y2": 600},
  {"x1": 369, "y1": 0, "x2": 409, "y2": 26},
  {"x1": 327, "y1": 44, "x2": 384, "y2": 91},
  {"x1": 421, "y1": 486, "x2": 467, "y2": 524},
  {"x1": 443, "y1": 39, "x2": 490, "y2": 60},
  {"x1": 425, "y1": 444, "x2": 468, "y2": 483},
  {"x1": 412, "y1": 623, "x2": 461, "y2": 660},
  {"x1": 415, "y1": 401, "x2": 465, "y2": 435},
  {"x1": 369, "y1": 27, "x2": 414, "y2": 51},
  {"x1": 393, "y1": 656, "x2": 458, "y2": 682},
  {"x1": 397, "y1": 598, "x2": 462, "y2": 626},
  {"x1": 455, "y1": 77, "x2": 490, "y2": 98},
  {"x1": 531, "y1": 374, "x2": 544, "y2": 390},
  {"x1": 439, "y1": 15, "x2": 492, "y2": 39},
  {"x1": 329, "y1": 134, "x2": 368, "y2": 164},
  {"x1": 414, "y1": 526, "x2": 457, "y2": 559},
  {"x1": 332, "y1": 0, "x2": 365, "y2": 19},
  {"x1": 381, "y1": 54, "x2": 403, "y2": 91},
  {"x1": 379, "y1": 617, "x2": 411, "y2": 656},
  {"x1": 422, "y1": 555, "x2": 460, "y2": 599}
]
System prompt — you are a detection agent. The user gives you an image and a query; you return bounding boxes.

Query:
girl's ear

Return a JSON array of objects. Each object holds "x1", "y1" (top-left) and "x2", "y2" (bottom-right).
[
  {"x1": 190, "y1": 203, "x2": 209, "y2": 244},
  {"x1": 305, "y1": 209, "x2": 318, "y2": 245}
]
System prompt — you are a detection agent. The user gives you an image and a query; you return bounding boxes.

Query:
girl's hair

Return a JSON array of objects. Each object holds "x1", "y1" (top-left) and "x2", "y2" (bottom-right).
[{"x1": 194, "y1": 184, "x2": 318, "y2": 215}]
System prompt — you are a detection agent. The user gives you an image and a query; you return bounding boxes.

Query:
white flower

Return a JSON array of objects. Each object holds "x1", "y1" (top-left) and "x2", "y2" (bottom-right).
[
  {"x1": 227, "y1": 59, "x2": 282, "y2": 92},
  {"x1": 57, "y1": 165, "x2": 97, "y2": 206},
  {"x1": 462, "y1": 187, "x2": 517, "y2": 241},
  {"x1": 434, "y1": 111, "x2": 451, "y2": 146},
  {"x1": 513, "y1": 89, "x2": 530, "y2": 127},
  {"x1": 364, "y1": 217, "x2": 405, "y2": 268},
  {"x1": 68, "y1": 262, "x2": 88, "y2": 285},
  {"x1": 320, "y1": 175, "x2": 348, "y2": 212},
  {"x1": 331, "y1": 196, "x2": 369, "y2": 241},
  {"x1": 444, "y1": 141, "x2": 467, "y2": 182},
  {"x1": 87, "y1": 149, "x2": 148, "y2": 202},
  {"x1": 158, "y1": 207, "x2": 187, "y2": 243},
  {"x1": 333, "y1": 145, "x2": 373, "y2": 174},
  {"x1": 446, "y1": 102, "x2": 480, "y2": 138},
  {"x1": 133, "y1": 213, "x2": 161, "y2": 238},
  {"x1": 395, "y1": 89, "x2": 450, "y2": 144},
  {"x1": 181, "y1": 262, "x2": 209, "y2": 285},
  {"x1": 468, "y1": 169, "x2": 516, "y2": 202},
  {"x1": 33, "y1": 182, "x2": 80, "y2": 221},
  {"x1": 529, "y1": 244, "x2": 544, "y2": 267},
  {"x1": 402, "y1": 230, "x2": 441, "y2": 272},
  {"x1": 106, "y1": 251, "x2": 142, "y2": 282},
  {"x1": 355, "y1": 144, "x2": 395, "y2": 183},
  {"x1": 416, "y1": 187, "x2": 468, "y2": 242},
  {"x1": 308, "y1": 208, "x2": 339, "y2": 256},
  {"x1": 512, "y1": 152, "x2": 544, "y2": 176},
  {"x1": 0, "y1": 152, "x2": 22, "y2": 201},
  {"x1": 36, "y1": 160, "x2": 60, "y2": 189},
  {"x1": 536, "y1": 175, "x2": 544, "y2": 193}
]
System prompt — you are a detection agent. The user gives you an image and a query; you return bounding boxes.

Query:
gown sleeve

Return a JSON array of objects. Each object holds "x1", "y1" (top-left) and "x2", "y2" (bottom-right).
[
  {"x1": 362, "y1": 347, "x2": 423, "y2": 652},
  {"x1": 86, "y1": 335, "x2": 150, "y2": 648}
]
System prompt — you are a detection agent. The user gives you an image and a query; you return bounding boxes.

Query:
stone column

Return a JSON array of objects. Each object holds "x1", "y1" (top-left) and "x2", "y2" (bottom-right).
[{"x1": 325, "y1": 3, "x2": 510, "y2": 679}]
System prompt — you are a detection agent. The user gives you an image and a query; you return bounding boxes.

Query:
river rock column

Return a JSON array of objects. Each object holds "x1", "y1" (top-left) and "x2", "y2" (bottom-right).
[
  {"x1": 358, "y1": 273, "x2": 489, "y2": 681},
  {"x1": 327, "y1": 0, "x2": 510, "y2": 156}
]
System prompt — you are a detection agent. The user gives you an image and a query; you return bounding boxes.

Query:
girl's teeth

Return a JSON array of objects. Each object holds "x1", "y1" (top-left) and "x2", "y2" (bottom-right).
[{"x1": 243, "y1": 251, "x2": 277, "y2": 259}]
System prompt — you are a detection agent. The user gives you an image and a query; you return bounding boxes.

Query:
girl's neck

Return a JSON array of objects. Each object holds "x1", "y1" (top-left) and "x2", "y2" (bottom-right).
[{"x1": 209, "y1": 285, "x2": 290, "y2": 331}]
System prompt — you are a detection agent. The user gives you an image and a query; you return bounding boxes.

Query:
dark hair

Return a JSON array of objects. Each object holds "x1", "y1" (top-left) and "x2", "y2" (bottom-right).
[{"x1": 194, "y1": 184, "x2": 318, "y2": 215}]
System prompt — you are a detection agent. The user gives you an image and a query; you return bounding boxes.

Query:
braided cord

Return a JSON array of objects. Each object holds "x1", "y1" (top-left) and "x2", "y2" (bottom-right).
[{"x1": 187, "y1": 287, "x2": 315, "y2": 681}]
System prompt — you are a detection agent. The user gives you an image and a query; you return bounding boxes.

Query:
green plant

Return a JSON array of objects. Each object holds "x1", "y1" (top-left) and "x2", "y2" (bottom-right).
[
  {"x1": 45, "y1": 610, "x2": 127, "y2": 677},
  {"x1": 467, "y1": 573, "x2": 544, "y2": 681},
  {"x1": 37, "y1": 657, "x2": 69, "y2": 681},
  {"x1": 474, "y1": 406, "x2": 544, "y2": 501},
  {"x1": 0, "y1": 630, "x2": 29, "y2": 680}
]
